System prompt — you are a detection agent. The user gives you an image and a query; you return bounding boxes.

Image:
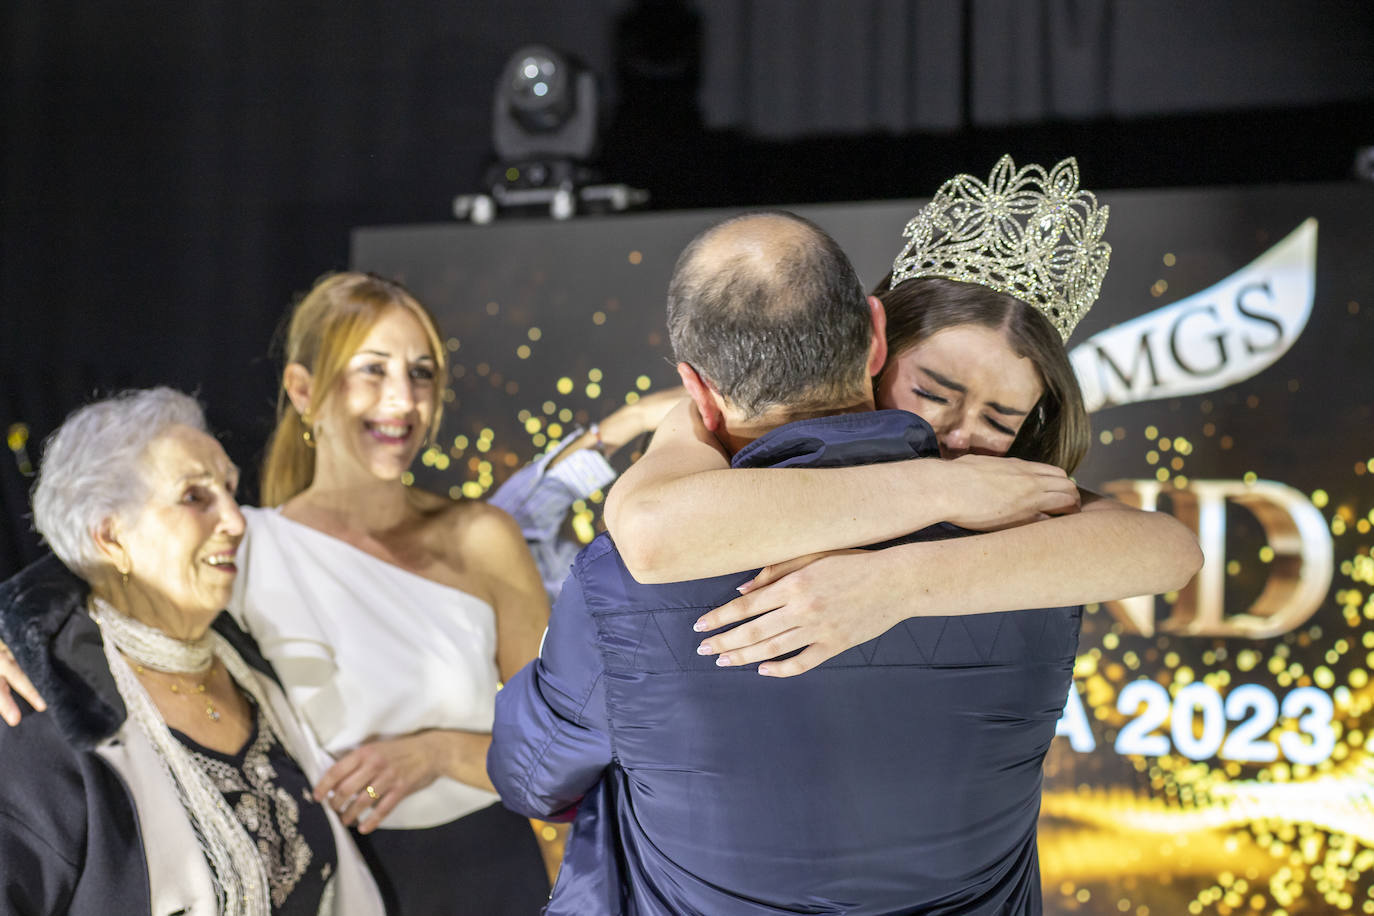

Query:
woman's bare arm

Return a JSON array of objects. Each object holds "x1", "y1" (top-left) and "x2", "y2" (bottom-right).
[
  {"x1": 463, "y1": 503, "x2": 551, "y2": 681},
  {"x1": 604, "y1": 399, "x2": 1080, "y2": 583},
  {"x1": 545, "y1": 387, "x2": 684, "y2": 471},
  {"x1": 691, "y1": 495, "x2": 1203, "y2": 676}
]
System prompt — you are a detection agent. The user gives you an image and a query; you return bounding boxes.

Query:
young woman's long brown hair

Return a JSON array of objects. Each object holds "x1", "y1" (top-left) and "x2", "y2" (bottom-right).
[
  {"x1": 261, "y1": 272, "x2": 448, "y2": 506},
  {"x1": 873, "y1": 275, "x2": 1092, "y2": 474}
]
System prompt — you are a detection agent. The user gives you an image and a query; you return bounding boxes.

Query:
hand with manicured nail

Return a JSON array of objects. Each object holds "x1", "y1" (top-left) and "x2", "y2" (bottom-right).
[{"x1": 693, "y1": 549, "x2": 887, "y2": 677}]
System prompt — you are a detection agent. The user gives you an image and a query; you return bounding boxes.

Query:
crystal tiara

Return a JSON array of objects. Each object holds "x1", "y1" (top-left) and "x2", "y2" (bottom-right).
[{"x1": 890, "y1": 155, "x2": 1111, "y2": 340}]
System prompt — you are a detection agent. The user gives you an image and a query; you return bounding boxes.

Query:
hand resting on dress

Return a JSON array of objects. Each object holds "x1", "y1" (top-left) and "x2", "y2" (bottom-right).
[{"x1": 314, "y1": 728, "x2": 494, "y2": 834}]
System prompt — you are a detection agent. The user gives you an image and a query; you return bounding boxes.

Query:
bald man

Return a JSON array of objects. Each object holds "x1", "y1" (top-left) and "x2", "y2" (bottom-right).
[{"x1": 489, "y1": 212, "x2": 1076, "y2": 915}]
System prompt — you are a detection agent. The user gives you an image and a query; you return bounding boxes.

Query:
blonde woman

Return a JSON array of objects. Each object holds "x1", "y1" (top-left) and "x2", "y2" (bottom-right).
[{"x1": 238, "y1": 273, "x2": 551, "y2": 913}]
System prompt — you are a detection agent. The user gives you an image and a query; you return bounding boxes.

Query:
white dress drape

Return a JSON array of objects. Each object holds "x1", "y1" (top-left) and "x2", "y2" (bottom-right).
[{"x1": 230, "y1": 506, "x2": 502, "y2": 829}]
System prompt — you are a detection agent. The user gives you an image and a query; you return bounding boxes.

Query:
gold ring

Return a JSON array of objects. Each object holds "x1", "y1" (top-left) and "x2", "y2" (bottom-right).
[{"x1": 365, "y1": 784, "x2": 379, "y2": 800}]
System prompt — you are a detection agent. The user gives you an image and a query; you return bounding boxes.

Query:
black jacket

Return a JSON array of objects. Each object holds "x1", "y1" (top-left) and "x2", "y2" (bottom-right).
[{"x1": 0, "y1": 554, "x2": 277, "y2": 915}]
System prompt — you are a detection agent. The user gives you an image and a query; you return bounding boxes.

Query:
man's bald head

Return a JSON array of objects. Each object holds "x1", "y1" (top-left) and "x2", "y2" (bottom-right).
[{"x1": 667, "y1": 211, "x2": 870, "y2": 418}]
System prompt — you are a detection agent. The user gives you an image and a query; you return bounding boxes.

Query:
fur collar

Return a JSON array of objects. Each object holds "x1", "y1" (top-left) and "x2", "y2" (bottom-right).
[
  {"x1": 0, "y1": 554, "x2": 125, "y2": 749},
  {"x1": 0, "y1": 554, "x2": 277, "y2": 750}
]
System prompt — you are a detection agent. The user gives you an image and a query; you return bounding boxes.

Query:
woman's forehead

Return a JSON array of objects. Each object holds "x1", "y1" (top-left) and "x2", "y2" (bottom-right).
[
  {"x1": 141, "y1": 426, "x2": 235, "y2": 482},
  {"x1": 900, "y1": 326, "x2": 1044, "y2": 403},
  {"x1": 354, "y1": 307, "x2": 436, "y2": 356}
]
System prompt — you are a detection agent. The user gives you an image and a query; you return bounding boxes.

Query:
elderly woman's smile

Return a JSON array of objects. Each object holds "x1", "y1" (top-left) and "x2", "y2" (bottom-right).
[
  {"x1": 4, "y1": 387, "x2": 389, "y2": 912},
  {"x1": 107, "y1": 424, "x2": 246, "y2": 633}
]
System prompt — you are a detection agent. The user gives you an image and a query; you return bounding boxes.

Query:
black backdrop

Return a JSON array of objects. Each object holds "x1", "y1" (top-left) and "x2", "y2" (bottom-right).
[{"x1": 3, "y1": 0, "x2": 1373, "y2": 575}]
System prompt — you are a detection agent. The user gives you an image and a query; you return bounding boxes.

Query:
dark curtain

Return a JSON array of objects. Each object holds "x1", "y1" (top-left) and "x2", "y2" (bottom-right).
[
  {"x1": 0, "y1": 1, "x2": 624, "y2": 574},
  {"x1": 697, "y1": 0, "x2": 1374, "y2": 136}
]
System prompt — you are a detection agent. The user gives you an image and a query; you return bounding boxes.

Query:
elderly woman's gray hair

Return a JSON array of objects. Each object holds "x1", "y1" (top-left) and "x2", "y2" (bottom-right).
[{"x1": 32, "y1": 387, "x2": 209, "y2": 576}]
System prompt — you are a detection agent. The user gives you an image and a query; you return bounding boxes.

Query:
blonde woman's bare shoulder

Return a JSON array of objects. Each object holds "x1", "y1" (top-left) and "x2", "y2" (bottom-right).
[
  {"x1": 408, "y1": 488, "x2": 521, "y2": 556},
  {"x1": 405, "y1": 485, "x2": 461, "y2": 518}
]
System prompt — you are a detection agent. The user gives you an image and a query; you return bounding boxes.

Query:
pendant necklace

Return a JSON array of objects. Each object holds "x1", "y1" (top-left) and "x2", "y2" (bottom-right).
[
  {"x1": 134, "y1": 663, "x2": 223, "y2": 722},
  {"x1": 91, "y1": 596, "x2": 223, "y2": 722}
]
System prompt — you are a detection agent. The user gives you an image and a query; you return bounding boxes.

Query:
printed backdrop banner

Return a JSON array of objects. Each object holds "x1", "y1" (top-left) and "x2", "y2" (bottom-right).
[
  {"x1": 1071, "y1": 217, "x2": 1318, "y2": 412},
  {"x1": 355, "y1": 181, "x2": 1374, "y2": 915}
]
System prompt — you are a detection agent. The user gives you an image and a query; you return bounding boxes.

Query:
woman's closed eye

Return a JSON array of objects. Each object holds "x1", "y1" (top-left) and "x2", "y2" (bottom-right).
[
  {"x1": 986, "y1": 417, "x2": 1017, "y2": 437},
  {"x1": 912, "y1": 387, "x2": 948, "y2": 405}
]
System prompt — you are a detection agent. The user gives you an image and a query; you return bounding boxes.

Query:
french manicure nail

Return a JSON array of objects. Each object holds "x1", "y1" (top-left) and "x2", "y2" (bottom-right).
[
  {"x1": 693, "y1": 620, "x2": 708, "y2": 632},
  {"x1": 758, "y1": 665, "x2": 772, "y2": 676},
  {"x1": 716, "y1": 655, "x2": 733, "y2": 667},
  {"x1": 696, "y1": 643, "x2": 713, "y2": 655}
]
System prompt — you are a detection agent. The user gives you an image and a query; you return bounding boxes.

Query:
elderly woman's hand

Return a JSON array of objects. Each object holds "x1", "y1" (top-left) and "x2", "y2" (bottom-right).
[
  {"x1": 314, "y1": 729, "x2": 493, "y2": 834},
  {"x1": 0, "y1": 639, "x2": 46, "y2": 726}
]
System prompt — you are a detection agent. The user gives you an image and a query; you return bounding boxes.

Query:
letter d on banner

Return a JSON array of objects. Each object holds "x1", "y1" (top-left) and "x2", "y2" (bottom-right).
[
  {"x1": 1103, "y1": 479, "x2": 1333, "y2": 638},
  {"x1": 1071, "y1": 219, "x2": 1317, "y2": 412}
]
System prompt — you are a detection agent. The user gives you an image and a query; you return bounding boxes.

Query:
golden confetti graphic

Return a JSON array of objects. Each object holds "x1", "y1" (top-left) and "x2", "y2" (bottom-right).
[{"x1": 1044, "y1": 406, "x2": 1374, "y2": 914}]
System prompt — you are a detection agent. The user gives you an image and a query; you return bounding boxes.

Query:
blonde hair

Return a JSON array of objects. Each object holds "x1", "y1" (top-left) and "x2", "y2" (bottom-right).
[{"x1": 260, "y1": 272, "x2": 447, "y2": 506}]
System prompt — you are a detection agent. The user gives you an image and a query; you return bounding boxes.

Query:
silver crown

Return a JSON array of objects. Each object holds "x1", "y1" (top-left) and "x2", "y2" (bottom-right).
[{"x1": 891, "y1": 155, "x2": 1111, "y2": 340}]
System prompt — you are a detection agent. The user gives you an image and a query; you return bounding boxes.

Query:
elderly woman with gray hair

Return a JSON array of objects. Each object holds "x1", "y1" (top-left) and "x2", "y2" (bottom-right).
[{"x1": 0, "y1": 388, "x2": 384, "y2": 915}]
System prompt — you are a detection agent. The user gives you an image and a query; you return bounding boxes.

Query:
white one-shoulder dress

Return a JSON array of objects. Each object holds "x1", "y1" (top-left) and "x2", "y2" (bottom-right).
[{"x1": 229, "y1": 507, "x2": 548, "y2": 914}]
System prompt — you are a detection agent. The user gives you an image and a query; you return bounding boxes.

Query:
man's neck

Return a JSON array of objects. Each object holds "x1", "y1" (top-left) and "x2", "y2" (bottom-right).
[{"x1": 714, "y1": 396, "x2": 875, "y2": 457}]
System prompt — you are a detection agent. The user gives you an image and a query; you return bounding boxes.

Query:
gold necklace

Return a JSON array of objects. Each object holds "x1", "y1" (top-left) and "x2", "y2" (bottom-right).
[{"x1": 136, "y1": 662, "x2": 223, "y2": 722}]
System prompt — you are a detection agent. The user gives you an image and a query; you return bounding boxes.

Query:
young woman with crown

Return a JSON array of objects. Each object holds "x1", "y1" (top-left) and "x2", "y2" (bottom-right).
[{"x1": 605, "y1": 156, "x2": 1203, "y2": 676}]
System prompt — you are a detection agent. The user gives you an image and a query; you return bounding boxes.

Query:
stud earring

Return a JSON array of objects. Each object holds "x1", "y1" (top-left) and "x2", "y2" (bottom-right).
[{"x1": 301, "y1": 411, "x2": 317, "y2": 449}]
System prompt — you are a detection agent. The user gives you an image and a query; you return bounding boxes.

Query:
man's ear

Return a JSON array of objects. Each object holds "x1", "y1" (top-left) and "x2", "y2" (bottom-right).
[
  {"x1": 282, "y1": 363, "x2": 315, "y2": 419},
  {"x1": 865, "y1": 295, "x2": 889, "y2": 378},
  {"x1": 676, "y1": 362, "x2": 724, "y2": 432}
]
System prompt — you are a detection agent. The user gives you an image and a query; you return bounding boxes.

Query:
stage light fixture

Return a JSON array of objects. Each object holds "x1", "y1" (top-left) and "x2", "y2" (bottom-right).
[
  {"x1": 492, "y1": 44, "x2": 598, "y2": 164},
  {"x1": 454, "y1": 44, "x2": 647, "y2": 223}
]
